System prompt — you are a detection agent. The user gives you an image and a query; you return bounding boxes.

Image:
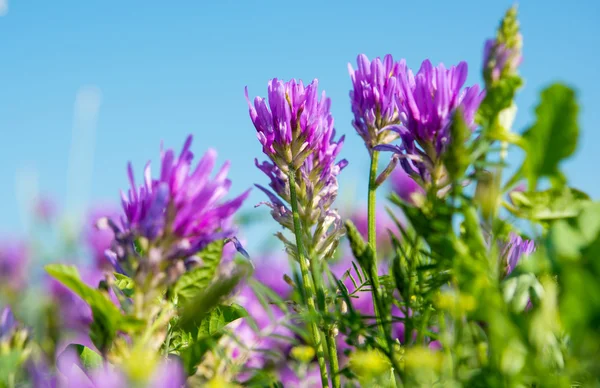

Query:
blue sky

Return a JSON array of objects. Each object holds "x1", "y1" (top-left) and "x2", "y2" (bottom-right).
[{"x1": 0, "y1": 0, "x2": 598, "y2": 238}]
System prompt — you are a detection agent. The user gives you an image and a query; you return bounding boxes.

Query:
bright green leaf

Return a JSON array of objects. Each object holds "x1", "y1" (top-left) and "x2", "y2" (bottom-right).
[{"x1": 523, "y1": 84, "x2": 579, "y2": 189}]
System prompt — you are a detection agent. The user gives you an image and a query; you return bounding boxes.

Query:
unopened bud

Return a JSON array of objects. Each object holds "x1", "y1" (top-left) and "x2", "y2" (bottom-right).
[
  {"x1": 283, "y1": 274, "x2": 295, "y2": 287},
  {"x1": 340, "y1": 300, "x2": 348, "y2": 314},
  {"x1": 375, "y1": 154, "x2": 399, "y2": 187}
]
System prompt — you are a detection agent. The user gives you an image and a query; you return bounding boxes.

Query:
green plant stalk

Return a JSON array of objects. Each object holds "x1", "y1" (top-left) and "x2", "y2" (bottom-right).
[
  {"x1": 326, "y1": 330, "x2": 341, "y2": 388},
  {"x1": 367, "y1": 150, "x2": 386, "y2": 337},
  {"x1": 288, "y1": 168, "x2": 330, "y2": 388}
]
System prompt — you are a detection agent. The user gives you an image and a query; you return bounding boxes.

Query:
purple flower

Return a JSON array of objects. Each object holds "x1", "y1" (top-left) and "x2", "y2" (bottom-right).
[
  {"x1": 502, "y1": 232, "x2": 535, "y2": 276},
  {"x1": 349, "y1": 54, "x2": 403, "y2": 150},
  {"x1": 389, "y1": 167, "x2": 425, "y2": 206},
  {"x1": 0, "y1": 240, "x2": 29, "y2": 291},
  {"x1": 247, "y1": 79, "x2": 347, "y2": 260},
  {"x1": 0, "y1": 306, "x2": 16, "y2": 339},
  {"x1": 278, "y1": 364, "x2": 322, "y2": 388},
  {"x1": 105, "y1": 135, "x2": 250, "y2": 276},
  {"x1": 85, "y1": 205, "x2": 121, "y2": 269},
  {"x1": 246, "y1": 79, "x2": 337, "y2": 169},
  {"x1": 483, "y1": 37, "x2": 522, "y2": 83},
  {"x1": 378, "y1": 60, "x2": 485, "y2": 183}
]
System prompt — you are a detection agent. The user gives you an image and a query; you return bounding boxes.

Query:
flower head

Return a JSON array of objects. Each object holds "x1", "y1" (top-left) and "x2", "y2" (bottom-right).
[
  {"x1": 349, "y1": 54, "x2": 403, "y2": 150},
  {"x1": 502, "y1": 232, "x2": 535, "y2": 275},
  {"x1": 378, "y1": 60, "x2": 485, "y2": 183},
  {"x1": 104, "y1": 135, "x2": 249, "y2": 279},
  {"x1": 246, "y1": 78, "x2": 337, "y2": 171},
  {"x1": 247, "y1": 79, "x2": 346, "y2": 261},
  {"x1": 483, "y1": 38, "x2": 522, "y2": 84},
  {"x1": 483, "y1": 6, "x2": 523, "y2": 85}
]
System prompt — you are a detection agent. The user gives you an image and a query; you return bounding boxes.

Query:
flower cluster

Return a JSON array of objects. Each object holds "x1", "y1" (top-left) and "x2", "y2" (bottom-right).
[
  {"x1": 247, "y1": 79, "x2": 347, "y2": 261},
  {"x1": 375, "y1": 60, "x2": 485, "y2": 185},
  {"x1": 483, "y1": 6, "x2": 523, "y2": 85},
  {"x1": 348, "y1": 54, "x2": 403, "y2": 150},
  {"x1": 101, "y1": 135, "x2": 249, "y2": 281}
]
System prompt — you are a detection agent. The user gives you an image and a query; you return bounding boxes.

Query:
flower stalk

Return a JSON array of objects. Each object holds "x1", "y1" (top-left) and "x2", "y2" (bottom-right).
[{"x1": 288, "y1": 167, "x2": 330, "y2": 388}]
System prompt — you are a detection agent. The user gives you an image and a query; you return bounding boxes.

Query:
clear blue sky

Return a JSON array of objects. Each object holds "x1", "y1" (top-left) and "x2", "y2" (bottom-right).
[{"x1": 0, "y1": 0, "x2": 598, "y2": 236}]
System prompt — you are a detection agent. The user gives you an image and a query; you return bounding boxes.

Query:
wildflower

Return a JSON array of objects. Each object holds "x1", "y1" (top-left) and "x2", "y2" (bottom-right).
[
  {"x1": 102, "y1": 135, "x2": 249, "y2": 280},
  {"x1": 483, "y1": 37, "x2": 522, "y2": 84},
  {"x1": 348, "y1": 54, "x2": 403, "y2": 150},
  {"x1": 483, "y1": 6, "x2": 523, "y2": 85},
  {"x1": 377, "y1": 60, "x2": 485, "y2": 184},
  {"x1": 85, "y1": 205, "x2": 120, "y2": 269},
  {"x1": 502, "y1": 232, "x2": 535, "y2": 276},
  {"x1": 247, "y1": 79, "x2": 346, "y2": 261}
]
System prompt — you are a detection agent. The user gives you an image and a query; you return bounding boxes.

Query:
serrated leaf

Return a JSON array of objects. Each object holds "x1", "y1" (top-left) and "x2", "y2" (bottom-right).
[
  {"x1": 172, "y1": 240, "x2": 225, "y2": 304},
  {"x1": 178, "y1": 304, "x2": 247, "y2": 376},
  {"x1": 523, "y1": 84, "x2": 579, "y2": 189}
]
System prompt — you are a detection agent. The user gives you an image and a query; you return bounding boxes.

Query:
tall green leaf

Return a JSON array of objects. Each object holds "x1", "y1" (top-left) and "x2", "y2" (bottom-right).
[{"x1": 523, "y1": 84, "x2": 579, "y2": 189}]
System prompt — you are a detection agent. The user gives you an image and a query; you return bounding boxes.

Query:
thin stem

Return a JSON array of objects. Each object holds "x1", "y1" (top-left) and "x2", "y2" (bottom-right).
[
  {"x1": 368, "y1": 150, "x2": 386, "y2": 337},
  {"x1": 288, "y1": 168, "x2": 330, "y2": 388},
  {"x1": 326, "y1": 327, "x2": 341, "y2": 388}
]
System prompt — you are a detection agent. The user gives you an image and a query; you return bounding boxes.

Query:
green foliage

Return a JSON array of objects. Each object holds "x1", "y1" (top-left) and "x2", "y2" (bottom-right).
[
  {"x1": 171, "y1": 239, "x2": 224, "y2": 304},
  {"x1": 523, "y1": 84, "x2": 579, "y2": 189},
  {"x1": 45, "y1": 264, "x2": 126, "y2": 352},
  {"x1": 444, "y1": 110, "x2": 471, "y2": 182},
  {"x1": 177, "y1": 264, "x2": 249, "y2": 333},
  {"x1": 62, "y1": 344, "x2": 103, "y2": 372},
  {"x1": 506, "y1": 186, "x2": 590, "y2": 222},
  {"x1": 178, "y1": 304, "x2": 248, "y2": 376}
]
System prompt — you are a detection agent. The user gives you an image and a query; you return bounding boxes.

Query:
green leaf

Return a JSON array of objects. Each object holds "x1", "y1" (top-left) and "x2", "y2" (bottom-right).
[
  {"x1": 506, "y1": 187, "x2": 590, "y2": 222},
  {"x1": 171, "y1": 239, "x2": 224, "y2": 304},
  {"x1": 178, "y1": 304, "x2": 247, "y2": 376},
  {"x1": 178, "y1": 267, "x2": 249, "y2": 333},
  {"x1": 63, "y1": 344, "x2": 103, "y2": 372},
  {"x1": 523, "y1": 84, "x2": 579, "y2": 189},
  {"x1": 45, "y1": 264, "x2": 131, "y2": 352}
]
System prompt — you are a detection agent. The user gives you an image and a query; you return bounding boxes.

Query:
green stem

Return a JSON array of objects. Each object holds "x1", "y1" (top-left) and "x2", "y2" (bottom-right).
[
  {"x1": 288, "y1": 168, "x2": 330, "y2": 388},
  {"x1": 368, "y1": 151, "x2": 386, "y2": 337},
  {"x1": 326, "y1": 329, "x2": 341, "y2": 388}
]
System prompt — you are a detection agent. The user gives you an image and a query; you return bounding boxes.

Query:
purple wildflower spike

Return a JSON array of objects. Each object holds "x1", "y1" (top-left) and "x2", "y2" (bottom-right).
[
  {"x1": 105, "y1": 135, "x2": 249, "y2": 279},
  {"x1": 349, "y1": 54, "x2": 403, "y2": 150},
  {"x1": 376, "y1": 59, "x2": 485, "y2": 183},
  {"x1": 247, "y1": 79, "x2": 346, "y2": 261}
]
